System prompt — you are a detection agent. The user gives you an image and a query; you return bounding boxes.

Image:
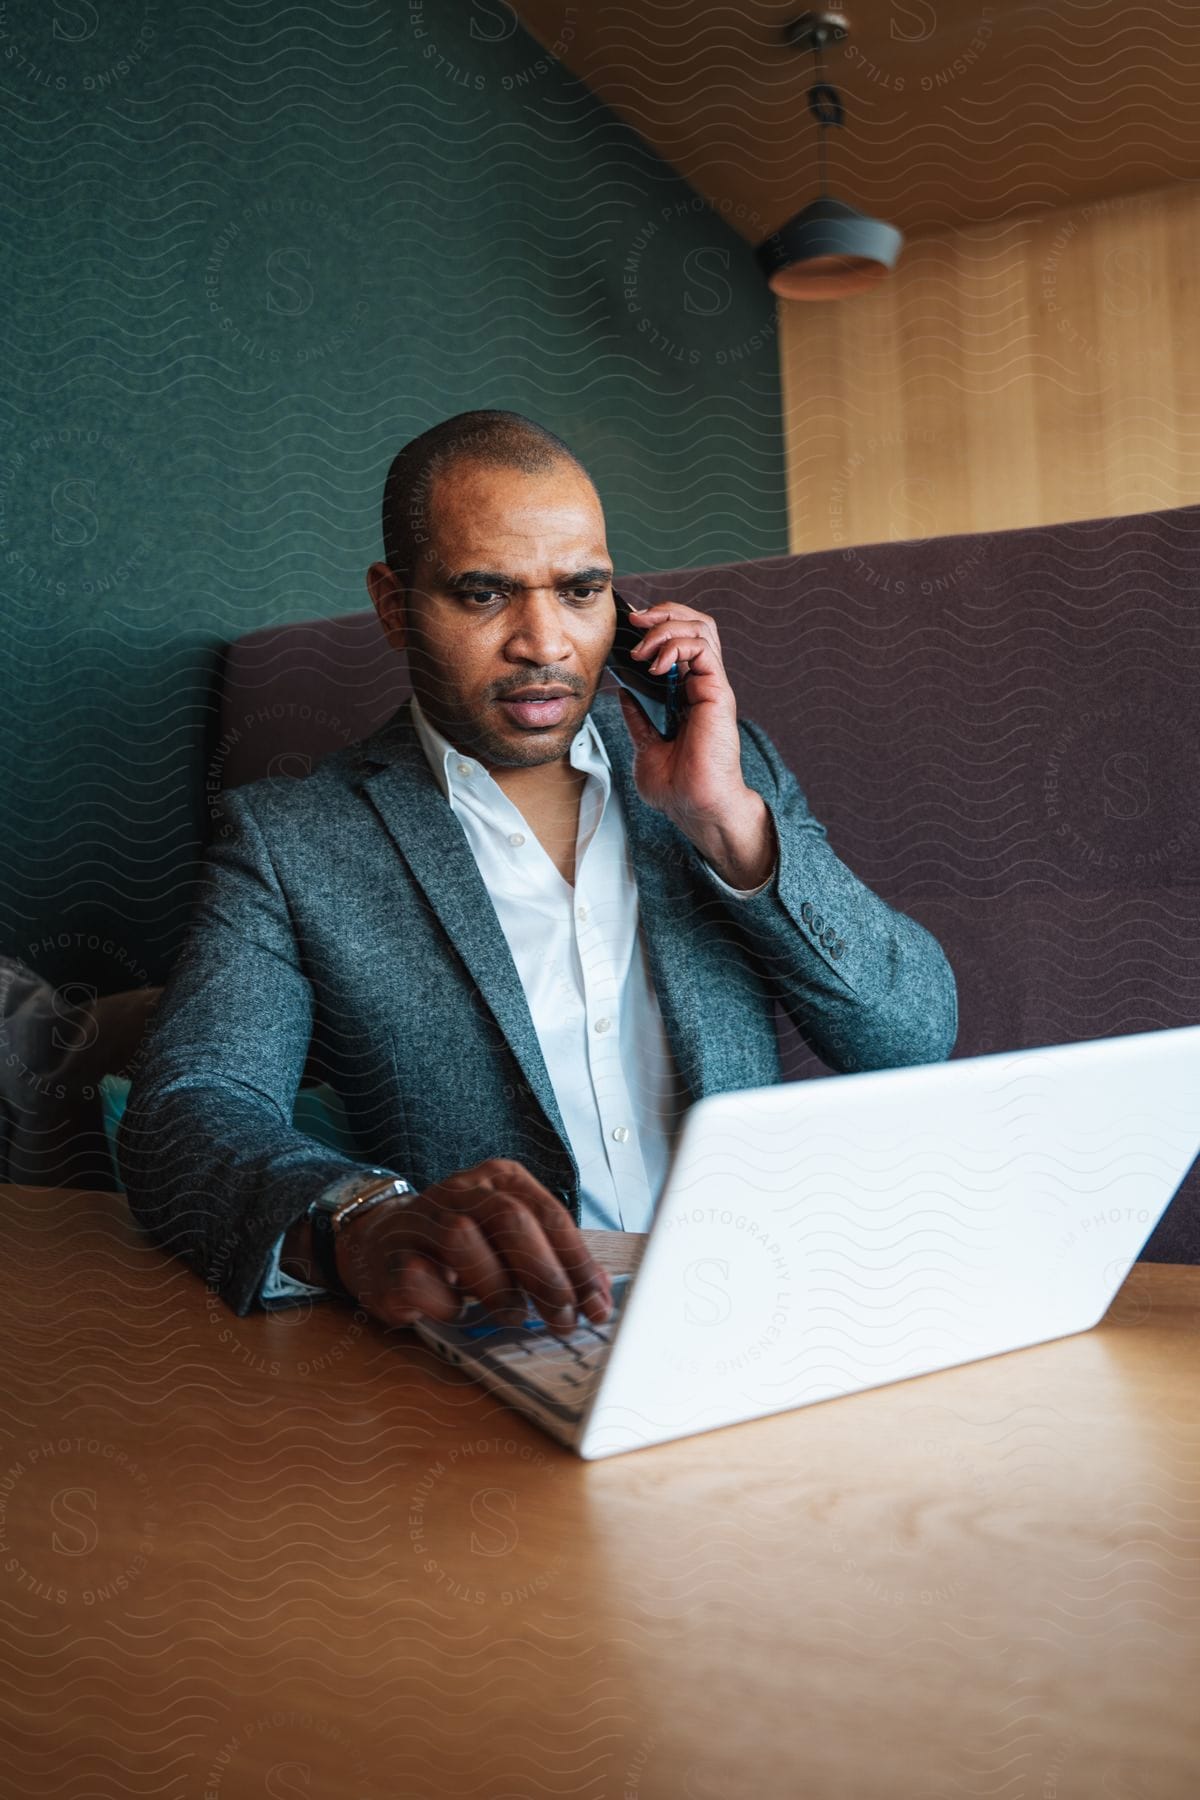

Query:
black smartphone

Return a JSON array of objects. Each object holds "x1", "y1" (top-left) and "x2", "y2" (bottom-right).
[{"x1": 606, "y1": 589, "x2": 685, "y2": 740}]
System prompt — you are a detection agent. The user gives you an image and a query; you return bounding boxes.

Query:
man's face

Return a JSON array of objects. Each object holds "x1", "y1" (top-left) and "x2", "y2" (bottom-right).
[{"x1": 370, "y1": 459, "x2": 616, "y2": 770}]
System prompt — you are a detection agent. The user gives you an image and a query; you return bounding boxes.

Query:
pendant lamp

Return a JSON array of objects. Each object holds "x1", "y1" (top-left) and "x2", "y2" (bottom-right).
[{"x1": 756, "y1": 11, "x2": 903, "y2": 300}]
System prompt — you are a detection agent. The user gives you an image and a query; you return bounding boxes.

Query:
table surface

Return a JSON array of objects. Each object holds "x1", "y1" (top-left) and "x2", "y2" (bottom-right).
[{"x1": 2, "y1": 1184, "x2": 1198, "y2": 1800}]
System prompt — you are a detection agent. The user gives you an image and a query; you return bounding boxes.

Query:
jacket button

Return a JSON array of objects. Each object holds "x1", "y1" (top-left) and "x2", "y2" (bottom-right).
[
  {"x1": 830, "y1": 940, "x2": 845, "y2": 959},
  {"x1": 800, "y1": 901, "x2": 814, "y2": 923},
  {"x1": 822, "y1": 926, "x2": 837, "y2": 947},
  {"x1": 812, "y1": 914, "x2": 824, "y2": 935}
]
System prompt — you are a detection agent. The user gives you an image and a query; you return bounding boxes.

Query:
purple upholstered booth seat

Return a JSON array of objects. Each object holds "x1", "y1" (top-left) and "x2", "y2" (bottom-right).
[{"x1": 217, "y1": 502, "x2": 1200, "y2": 1263}]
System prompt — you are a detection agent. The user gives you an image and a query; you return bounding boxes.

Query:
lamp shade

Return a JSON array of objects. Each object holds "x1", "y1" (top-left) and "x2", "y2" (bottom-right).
[{"x1": 755, "y1": 196, "x2": 903, "y2": 300}]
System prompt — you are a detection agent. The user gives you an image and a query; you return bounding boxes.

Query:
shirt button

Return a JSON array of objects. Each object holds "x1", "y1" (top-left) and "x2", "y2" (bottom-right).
[
  {"x1": 611, "y1": 1125, "x2": 630, "y2": 1144},
  {"x1": 594, "y1": 1017, "x2": 612, "y2": 1034},
  {"x1": 508, "y1": 832, "x2": 525, "y2": 847},
  {"x1": 576, "y1": 904, "x2": 588, "y2": 923},
  {"x1": 456, "y1": 761, "x2": 473, "y2": 777}
]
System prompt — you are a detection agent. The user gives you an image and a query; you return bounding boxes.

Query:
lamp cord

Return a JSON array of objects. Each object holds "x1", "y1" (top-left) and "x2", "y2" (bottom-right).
[
  {"x1": 815, "y1": 36, "x2": 828, "y2": 200},
  {"x1": 818, "y1": 103, "x2": 829, "y2": 198},
  {"x1": 806, "y1": 29, "x2": 845, "y2": 200}
]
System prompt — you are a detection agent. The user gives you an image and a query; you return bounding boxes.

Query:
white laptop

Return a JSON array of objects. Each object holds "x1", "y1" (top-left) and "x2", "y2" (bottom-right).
[{"x1": 415, "y1": 1026, "x2": 1200, "y2": 1460}]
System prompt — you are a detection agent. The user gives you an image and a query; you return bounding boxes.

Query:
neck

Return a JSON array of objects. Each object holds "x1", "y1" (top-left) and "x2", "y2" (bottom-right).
[
  {"x1": 408, "y1": 692, "x2": 589, "y2": 809},
  {"x1": 488, "y1": 756, "x2": 586, "y2": 809}
]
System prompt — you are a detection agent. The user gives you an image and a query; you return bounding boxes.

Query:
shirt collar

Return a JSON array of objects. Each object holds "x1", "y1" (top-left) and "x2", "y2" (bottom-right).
[{"x1": 409, "y1": 691, "x2": 611, "y2": 806}]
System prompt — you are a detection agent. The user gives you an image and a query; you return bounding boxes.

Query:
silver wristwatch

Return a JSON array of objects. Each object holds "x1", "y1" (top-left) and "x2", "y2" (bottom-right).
[
  {"x1": 312, "y1": 1169, "x2": 416, "y2": 1223},
  {"x1": 308, "y1": 1170, "x2": 416, "y2": 1292}
]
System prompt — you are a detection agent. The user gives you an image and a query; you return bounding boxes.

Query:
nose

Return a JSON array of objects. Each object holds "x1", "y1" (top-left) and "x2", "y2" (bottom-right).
[{"x1": 502, "y1": 590, "x2": 574, "y2": 668}]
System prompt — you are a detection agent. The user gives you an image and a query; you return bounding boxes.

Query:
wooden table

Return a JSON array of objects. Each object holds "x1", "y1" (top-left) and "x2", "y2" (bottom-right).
[{"x1": 2, "y1": 1184, "x2": 1198, "y2": 1799}]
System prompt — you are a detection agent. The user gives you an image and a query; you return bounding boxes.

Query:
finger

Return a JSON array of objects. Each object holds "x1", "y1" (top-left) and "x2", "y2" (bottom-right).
[
  {"x1": 643, "y1": 633, "x2": 710, "y2": 676},
  {"x1": 377, "y1": 1250, "x2": 462, "y2": 1327},
  {"x1": 636, "y1": 636, "x2": 727, "y2": 697},
  {"x1": 671, "y1": 637, "x2": 728, "y2": 692},
  {"x1": 633, "y1": 621, "x2": 721, "y2": 668},
  {"x1": 443, "y1": 1159, "x2": 613, "y2": 1325},
  {"x1": 533, "y1": 1207, "x2": 615, "y2": 1327},
  {"x1": 628, "y1": 605, "x2": 714, "y2": 632},
  {"x1": 489, "y1": 1159, "x2": 618, "y2": 1303},
  {"x1": 352, "y1": 1181, "x2": 508, "y2": 1306},
  {"x1": 471, "y1": 1191, "x2": 589, "y2": 1334},
  {"x1": 636, "y1": 615, "x2": 712, "y2": 651},
  {"x1": 633, "y1": 619, "x2": 719, "y2": 661},
  {"x1": 438, "y1": 1211, "x2": 527, "y2": 1325},
  {"x1": 477, "y1": 1165, "x2": 614, "y2": 1326}
]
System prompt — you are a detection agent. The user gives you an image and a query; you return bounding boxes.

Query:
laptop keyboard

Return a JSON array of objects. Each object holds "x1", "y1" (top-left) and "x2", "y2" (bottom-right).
[
  {"x1": 484, "y1": 1314, "x2": 615, "y2": 1405},
  {"x1": 439, "y1": 1275, "x2": 632, "y2": 1413}
]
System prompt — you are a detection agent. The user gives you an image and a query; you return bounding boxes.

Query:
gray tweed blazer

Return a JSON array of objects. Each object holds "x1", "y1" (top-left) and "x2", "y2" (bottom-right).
[{"x1": 118, "y1": 693, "x2": 957, "y2": 1315}]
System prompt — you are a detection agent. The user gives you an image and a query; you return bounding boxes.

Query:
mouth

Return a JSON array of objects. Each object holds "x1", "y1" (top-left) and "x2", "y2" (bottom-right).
[{"x1": 497, "y1": 689, "x2": 577, "y2": 729}]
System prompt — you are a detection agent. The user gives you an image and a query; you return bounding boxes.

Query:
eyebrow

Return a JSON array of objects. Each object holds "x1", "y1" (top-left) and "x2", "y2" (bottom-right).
[{"x1": 443, "y1": 566, "x2": 613, "y2": 592}]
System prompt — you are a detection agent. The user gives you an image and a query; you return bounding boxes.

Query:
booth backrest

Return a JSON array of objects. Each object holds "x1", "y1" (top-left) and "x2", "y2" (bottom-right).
[{"x1": 217, "y1": 503, "x2": 1200, "y2": 1261}]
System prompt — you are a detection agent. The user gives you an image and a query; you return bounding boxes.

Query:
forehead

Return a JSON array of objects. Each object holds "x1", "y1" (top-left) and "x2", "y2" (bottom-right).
[{"x1": 425, "y1": 460, "x2": 606, "y2": 557}]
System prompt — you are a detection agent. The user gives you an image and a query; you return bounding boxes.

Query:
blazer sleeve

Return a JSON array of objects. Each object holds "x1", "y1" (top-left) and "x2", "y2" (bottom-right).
[
  {"x1": 693, "y1": 715, "x2": 958, "y2": 1073},
  {"x1": 116, "y1": 787, "x2": 390, "y2": 1318}
]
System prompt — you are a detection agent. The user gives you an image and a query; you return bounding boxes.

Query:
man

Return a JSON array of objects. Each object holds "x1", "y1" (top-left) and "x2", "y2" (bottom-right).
[{"x1": 119, "y1": 410, "x2": 957, "y2": 1335}]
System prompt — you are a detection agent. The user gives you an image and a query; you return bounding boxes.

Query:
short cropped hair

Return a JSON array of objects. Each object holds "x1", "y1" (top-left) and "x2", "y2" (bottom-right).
[{"x1": 381, "y1": 410, "x2": 592, "y2": 587}]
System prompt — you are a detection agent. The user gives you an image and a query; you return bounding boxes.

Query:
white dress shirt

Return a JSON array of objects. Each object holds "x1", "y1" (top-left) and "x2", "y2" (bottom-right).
[{"x1": 260, "y1": 695, "x2": 773, "y2": 1302}]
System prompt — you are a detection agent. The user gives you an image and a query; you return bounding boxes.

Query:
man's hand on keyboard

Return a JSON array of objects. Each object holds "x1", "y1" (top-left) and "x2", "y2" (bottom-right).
[{"x1": 332, "y1": 1157, "x2": 613, "y2": 1337}]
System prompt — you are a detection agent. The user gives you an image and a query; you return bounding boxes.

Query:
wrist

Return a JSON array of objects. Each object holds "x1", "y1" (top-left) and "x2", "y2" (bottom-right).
[
  {"x1": 279, "y1": 1215, "x2": 318, "y2": 1285},
  {"x1": 308, "y1": 1171, "x2": 416, "y2": 1298},
  {"x1": 333, "y1": 1187, "x2": 421, "y2": 1298},
  {"x1": 689, "y1": 788, "x2": 775, "y2": 889}
]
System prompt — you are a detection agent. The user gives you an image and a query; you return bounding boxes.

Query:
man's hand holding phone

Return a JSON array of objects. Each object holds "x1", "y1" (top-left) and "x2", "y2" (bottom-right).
[
  {"x1": 332, "y1": 1157, "x2": 613, "y2": 1335},
  {"x1": 616, "y1": 599, "x2": 777, "y2": 891}
]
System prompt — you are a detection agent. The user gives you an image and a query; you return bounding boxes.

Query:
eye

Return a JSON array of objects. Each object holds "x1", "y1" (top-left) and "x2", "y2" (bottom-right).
[{"x1": 456, "y1": 584, "x2": 604, "y2": 607}]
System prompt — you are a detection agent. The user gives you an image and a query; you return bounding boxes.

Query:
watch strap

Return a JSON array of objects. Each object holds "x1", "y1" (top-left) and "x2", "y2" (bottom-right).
[{"x1": 308, "y1": 1200, "x2": 352, "y2": 1297}]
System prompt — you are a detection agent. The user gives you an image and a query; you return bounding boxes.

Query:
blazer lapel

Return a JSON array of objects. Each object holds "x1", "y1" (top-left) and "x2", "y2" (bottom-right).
[
  {"x1": 357, "y1": 702, "x2": 576, "y2": 1171},
  {"x1": 355, "y1": 693, "x2": 715, "y2": 1163}
]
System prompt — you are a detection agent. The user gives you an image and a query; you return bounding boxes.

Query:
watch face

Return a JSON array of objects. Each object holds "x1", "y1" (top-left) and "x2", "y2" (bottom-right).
[
  {"x1": 313, "y1": 1170, "x2": 390, "y2": 1212},
  {"x1": 332, "y1": 1175, "x2": 411, "y2": 1227},
  {"x1": 311, "y1": 1176, "x2": 354, "y2": 1214}
]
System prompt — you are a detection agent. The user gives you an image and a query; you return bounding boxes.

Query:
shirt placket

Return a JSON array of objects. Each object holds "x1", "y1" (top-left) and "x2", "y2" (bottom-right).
[{"x1": 573, "y1": 774, "x2": 654, "y2": 1230}]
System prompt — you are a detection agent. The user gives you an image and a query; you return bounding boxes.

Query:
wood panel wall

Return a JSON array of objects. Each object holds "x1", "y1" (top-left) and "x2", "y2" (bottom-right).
[{"x1": 780, "y1": 183, "x2": 1200, "y2": 552}]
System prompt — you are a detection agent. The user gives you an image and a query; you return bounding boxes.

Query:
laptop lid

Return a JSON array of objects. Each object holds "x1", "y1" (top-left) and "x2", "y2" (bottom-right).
[{"x1": 576, "y1": 1026, "x2": 1200, "y2": 1460}]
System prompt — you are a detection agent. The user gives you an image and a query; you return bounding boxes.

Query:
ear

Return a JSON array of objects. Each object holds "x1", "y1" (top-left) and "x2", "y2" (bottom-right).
[{"x1": 367, "y1": 561, "x2": 406, "y2": 649}]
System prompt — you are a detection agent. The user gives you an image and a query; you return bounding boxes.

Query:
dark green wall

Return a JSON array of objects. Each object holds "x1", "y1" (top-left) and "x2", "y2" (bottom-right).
[{"x1": 1, "y1": 0, "x2": 786, "y2": 989}]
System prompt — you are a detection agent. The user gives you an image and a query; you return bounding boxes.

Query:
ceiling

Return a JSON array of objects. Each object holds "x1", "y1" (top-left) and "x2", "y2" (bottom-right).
[{"x1": 514, "y1": 1, "x2": 1200, "y2": 242}]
